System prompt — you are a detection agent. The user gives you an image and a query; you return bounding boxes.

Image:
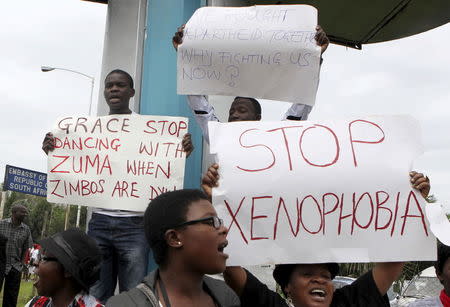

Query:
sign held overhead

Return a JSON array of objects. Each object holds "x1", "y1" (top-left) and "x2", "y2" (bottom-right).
[{"x1": 177, "y1": 5, "x2": 321, "y2": 106}]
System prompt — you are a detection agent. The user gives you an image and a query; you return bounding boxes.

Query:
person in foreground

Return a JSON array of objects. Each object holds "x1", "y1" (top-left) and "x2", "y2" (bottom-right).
[
  {"x1": 25, "y1": 229, "x2": 103, "y2": 307},
  {"x1": 106, "y1": 189, "x2": 239, "y2": 307},
  {"x1": 202, "y1": 164, "x2": 431, "y2": 307},
  {"x1": 408, "y1": 242, "x2": 450, "y2": 307}
]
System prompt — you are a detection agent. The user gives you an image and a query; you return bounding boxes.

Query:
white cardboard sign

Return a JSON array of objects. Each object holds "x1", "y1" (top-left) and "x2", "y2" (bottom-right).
[
  {"x1": 47, "y1": 115, "x2": 188, "y2": 212},
  {"x1": 209, "y1": 116, "x2": 436, "y2": 265},
  {"x1": 177, "y1": 5, "x2": 321, "y2": 106}
]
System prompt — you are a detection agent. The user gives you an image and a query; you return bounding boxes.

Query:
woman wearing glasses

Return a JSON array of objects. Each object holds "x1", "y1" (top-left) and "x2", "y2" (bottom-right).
[
  {"x1": 107, "y1": 189, "x2": 240, "y2": 307},
  {"x1": 25, "y1": 229, "x2": 103, "y2": 307}
]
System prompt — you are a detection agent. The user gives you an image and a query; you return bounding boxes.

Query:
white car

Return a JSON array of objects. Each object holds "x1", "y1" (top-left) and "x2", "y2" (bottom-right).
[{"x1": 391, "y1": 266, "x2": 442, "y2": 307}]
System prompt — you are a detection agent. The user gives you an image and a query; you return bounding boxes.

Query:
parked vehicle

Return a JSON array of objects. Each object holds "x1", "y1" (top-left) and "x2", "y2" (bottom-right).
[{"x1": 392, "y1": 266, "x2": 442, "y2": 306}]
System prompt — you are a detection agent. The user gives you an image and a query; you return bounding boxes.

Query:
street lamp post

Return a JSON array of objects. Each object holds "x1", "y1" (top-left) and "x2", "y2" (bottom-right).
[
  {"x1": 41, "y1": 65, "x2": 95, "y2": 228},
  {"x1": 41, "y1": 66, "x2": 95, "y2": 115}
]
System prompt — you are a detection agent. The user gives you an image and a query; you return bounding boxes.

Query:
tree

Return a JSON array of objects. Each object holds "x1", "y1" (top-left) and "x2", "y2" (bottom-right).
[{"x1": 2, "y1": 190, "x2": 88, "y2": 242}]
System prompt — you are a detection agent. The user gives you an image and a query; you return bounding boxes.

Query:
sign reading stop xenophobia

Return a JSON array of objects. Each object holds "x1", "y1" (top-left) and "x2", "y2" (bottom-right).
[{"x1": 209, "y1": 115, "x2": 436, "y2": 265}]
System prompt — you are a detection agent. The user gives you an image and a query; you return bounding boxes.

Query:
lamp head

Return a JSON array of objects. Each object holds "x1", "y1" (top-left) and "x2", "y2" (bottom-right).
[{"x1": 41, "y1": 66, "x2": 55, "y2": 72}]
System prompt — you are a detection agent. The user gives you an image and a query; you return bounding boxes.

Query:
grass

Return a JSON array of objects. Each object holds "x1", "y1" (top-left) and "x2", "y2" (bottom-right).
[{"x1": 0, "y1": 280, "x2": 36, "y2": 307}]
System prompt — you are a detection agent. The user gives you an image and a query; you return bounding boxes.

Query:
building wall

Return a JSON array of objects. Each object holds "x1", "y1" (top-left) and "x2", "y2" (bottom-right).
[
  {"x1": 140, "y1": 0, "x2": 205, "y2": 189},
  {"x1": 96, "y1": 0, "x2": 147, "y2": 115}
]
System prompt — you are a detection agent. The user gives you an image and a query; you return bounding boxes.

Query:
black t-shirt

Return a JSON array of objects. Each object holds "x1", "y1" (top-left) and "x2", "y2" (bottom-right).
[{"x1": 240, "y1": 269, "x2": 390, "y2": 307}]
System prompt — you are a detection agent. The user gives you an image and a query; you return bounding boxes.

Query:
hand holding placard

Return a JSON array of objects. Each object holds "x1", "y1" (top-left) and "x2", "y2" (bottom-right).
[
  {"x1": 208, "y1": 116, "x2": 436, "y2": 265},
  {"x1": 47, "y1": 115, "x2": 188, "y2": 212},
  {"x1": 177, "y1": 5, "x2": 321, "y2": 105}
]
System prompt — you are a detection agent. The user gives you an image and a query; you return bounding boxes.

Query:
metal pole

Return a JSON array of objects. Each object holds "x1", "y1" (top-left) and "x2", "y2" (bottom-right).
[
  {"x1": 76, "y1": 205, "x2": 81, "y2": 228},
  {"x1": 64, "y1": 205, "x2": 70, "y2": 230},
  {"x1": 41, "y1": 211, "x2": 49, "y2": 238},
  {"x1": 41, "y1": 66, "x2": 95, "y2": 230},
  {"x1": 0, "y1": 191, "x2": 6, "y2": 219},
  {"x1": 88, "y1": 78, "x2": 95, "y2": 116}
]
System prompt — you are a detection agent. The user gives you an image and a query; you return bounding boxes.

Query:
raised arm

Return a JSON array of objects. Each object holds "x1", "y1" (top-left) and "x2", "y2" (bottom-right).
[
  {"x1": 283, "y1": 26, "x2": 329, "y2": 121},
  {"x1": 372, "y1": 171, "x2": 431, "y2": 294},
  {"x1": 201, "y1": 164, "x2": 249, "y2": 295},
  {"x1": 201, "y1": 163, "x2": 219, "y2": 200},
  {"x1": 372, "y1": 262, "x2": 405, "y2": 296},
  {"x1": 410, "y1": 171, "x2": 431, "y2": 199},
  {"x1": 42, "y1": 132, "x2": 55, "y2": 155},
  {"x1": 181, "y1": 133, "x2": 194, "y2": 158},
  {"x1": 173, "y1": 25, "x2": 219, "y2": 143},
  {"x1": 315, "y1": 25, "x2": 329, "y2": 55}
]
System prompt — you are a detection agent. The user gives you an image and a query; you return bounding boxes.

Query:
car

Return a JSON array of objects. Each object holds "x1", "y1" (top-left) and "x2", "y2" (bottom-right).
[{"x1": 392, "y1": 266, "x2": 442, "y2": 306}]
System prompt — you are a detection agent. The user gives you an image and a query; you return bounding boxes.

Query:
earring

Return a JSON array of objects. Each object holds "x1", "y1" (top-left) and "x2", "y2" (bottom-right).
[{"x1": 286, "y1": 294, "x2": 293, "y2": 306}]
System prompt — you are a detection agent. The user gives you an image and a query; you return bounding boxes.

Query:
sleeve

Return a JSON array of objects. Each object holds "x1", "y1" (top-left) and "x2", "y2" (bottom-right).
[
  {"x1": 333, "y1": 270, "x2": 390, "y2": 307},
  {"x1": 283, "y1": 103, "x2": 313, "y2": 121},
  {"x1": 282, "y1": 54, "x2": 323, "y2": 121},
  {"x1": 240, "y1": 269, "x2": 287, "y2": 307},
  {"x1": 21, "y1": 229, "x2": 33, "y2": 261},
  {"x1": 186, "y1": 95, "x2": 220, "y2": 144}
]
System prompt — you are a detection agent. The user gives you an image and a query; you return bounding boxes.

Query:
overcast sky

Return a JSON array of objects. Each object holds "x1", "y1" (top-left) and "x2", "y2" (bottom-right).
[{"x1": 1, "y1": 1, "x2": 449, "y2": 211}]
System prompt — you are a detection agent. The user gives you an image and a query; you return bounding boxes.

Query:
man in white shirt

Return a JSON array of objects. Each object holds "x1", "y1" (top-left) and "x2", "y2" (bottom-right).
[
  {"x1": 42, "y1": 69, "x2": 193, "y2": 303},
  {"x1": 172, "y1": 25, "x2": 329, "y2": 143}
]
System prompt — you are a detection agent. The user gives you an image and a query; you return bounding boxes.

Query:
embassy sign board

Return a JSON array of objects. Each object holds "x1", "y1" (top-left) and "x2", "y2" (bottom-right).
[{"x1": 4, "y1": 165, "x2": 47, "y2": 197}]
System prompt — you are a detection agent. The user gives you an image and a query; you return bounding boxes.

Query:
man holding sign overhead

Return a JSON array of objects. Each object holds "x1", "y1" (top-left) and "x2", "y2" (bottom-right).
[
  {"x1": 174, "y1": 5, "x2": 329, "y2": 143},
  {"x1": 42, "y1": 69, "x2": 194, "y2": 303}
]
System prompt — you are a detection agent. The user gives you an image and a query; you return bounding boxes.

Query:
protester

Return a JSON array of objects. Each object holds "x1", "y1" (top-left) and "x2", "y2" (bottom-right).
[
  {"x1": 0, "y1": 204, "x2": 33, "y2": 307},
  {"x1": 25, "y1": 228, "x2": 103, "y2": 307},
  {"x1": 106, "y1": 189, "x2": 239, "y2": 307},
  {"x1": 0, "y1": 233, "x2": 7, "y2": 286},
  {"x1": 408, "y1": 242, "x2": 450, "y2": 307},
  {"x1": 201, "y1": 164, "x2": 431, "y2": 307},
  {"x1": 23, "y1": 245, "x2": 32, "y2": 281},
  {"x1": 173, "y1": 25, "x2": 330, "y2": 143},
  {"x1": 27, "y1": 244, "x2": 41, "y2": 281},
  {"x1": 42, "y1": 69, "x2": 193, "y2": 302}
]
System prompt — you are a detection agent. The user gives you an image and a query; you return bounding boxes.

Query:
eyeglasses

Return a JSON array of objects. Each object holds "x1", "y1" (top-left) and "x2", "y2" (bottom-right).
[{"x1": 173, "y1": 216, "x2": 224, "y2": 230}]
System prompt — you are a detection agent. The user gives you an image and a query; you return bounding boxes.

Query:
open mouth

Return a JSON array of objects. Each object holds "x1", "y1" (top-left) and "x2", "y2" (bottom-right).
[
  {"x1": 310, "y1": 288, "x2": 326, "y2": 299},
  {"x1": 218, "y1": 240, "x2": 228, "y2": 257},
  {"x1": 108, "y1": 96, "x2": 121, "y2": 102}
]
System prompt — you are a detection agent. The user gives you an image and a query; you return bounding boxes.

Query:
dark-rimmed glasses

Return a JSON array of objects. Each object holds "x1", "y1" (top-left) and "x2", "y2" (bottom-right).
[{"x1": 173, "y1": 216, "x2": 224, "y2": 230}]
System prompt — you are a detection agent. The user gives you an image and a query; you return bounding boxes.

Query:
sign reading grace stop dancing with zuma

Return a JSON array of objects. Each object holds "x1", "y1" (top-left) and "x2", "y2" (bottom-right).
[
  {"x1": 209, "y1": 116, "x2": 436, "y2": 265},
  {"x1": 47, "y1": 115, "x2": 188, "y2": 212}
]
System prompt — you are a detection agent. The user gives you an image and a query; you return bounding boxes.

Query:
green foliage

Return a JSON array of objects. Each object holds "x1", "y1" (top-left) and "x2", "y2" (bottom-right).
[{"x1": 0, "y1": 280, "x2": 35, "y2": 307}]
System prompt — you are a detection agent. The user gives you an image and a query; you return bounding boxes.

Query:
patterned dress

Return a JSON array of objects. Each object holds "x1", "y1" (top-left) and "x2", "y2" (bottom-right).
[{"x1": 25, "y1": 293, "x2": 104, "y2": 307}]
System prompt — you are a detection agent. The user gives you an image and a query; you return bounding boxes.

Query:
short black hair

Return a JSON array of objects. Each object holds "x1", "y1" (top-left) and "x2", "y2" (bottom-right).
[
  {"x1": 106, "y1": 69, "x2": 134, "y2": 88},
  {"x1": 144, "y1": 189, "x2": 209, "y2": 266},
  {"x1": 234, "y1": 97, "x2": 262, "y2": 116},
  {"x1": 11, "y1": 203, "x2": 27, "y2": 214},
  {"x1": 436, "y1": 241, "x2": 450, "y2": 274}
]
